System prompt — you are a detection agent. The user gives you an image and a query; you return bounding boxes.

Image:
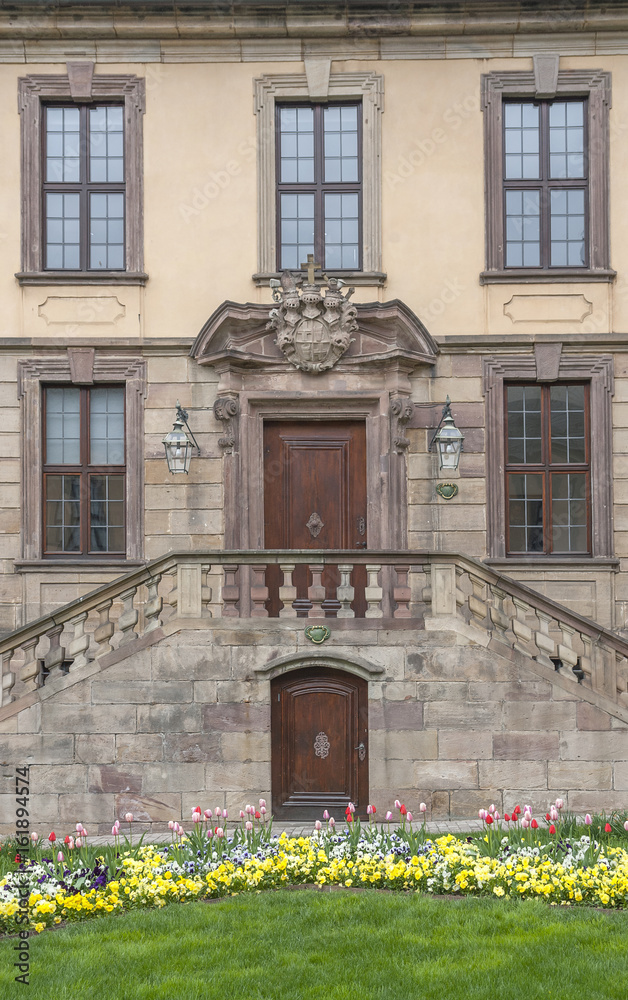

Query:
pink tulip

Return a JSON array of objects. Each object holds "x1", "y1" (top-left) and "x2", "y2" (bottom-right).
[
  {"x1": 479, "y1": 808, "x2": 487, "y2": 820},
  {"x1": 394, "y1": 799, "x2": 401, "y2": 810},
  {"x1": 125, "y1": 813, "x2": 133, "y2": 823},
  {"x1": 193, "y1": 812, "x2": 201, "y2": 824},
  {"x1": 215, "y1": 806, "x2": 222, "y2": 816},
  {"x1": 30, "y1": 832, "x2": 38, "y2": 843},
  {"x1": 207, "y1": 828, "x2": 213, "y2": 839},
  {"x1": 347, "y1": 802, "x2": 355, "y2": 814},
  {"x1": 329, "y1": 817, "x2": 336, "y2": 828},
  {"x1": 114, "y1": 819, "x2": 120, "y2": 831},
  {"x1": 550, "y1": 806, "x2": 558, "y2": 821},
  {"x1": 260, "y1": 806, "x2": 267, "y2": 816},
  {"x1": 407, "y1": 812, "x2": 413, "y2": 823},
  {"x1": 245, "y1": 821, "x2": 253, "y2": 831},
  {"x1": 314, "y1": 820, "x2": 322, "y2": 831},
  {"x1": 112, "y1": 826, "x2": 119, "y2": 836},
  {"x1": 555, "y1": 798, "x2": 564, "y2": 810},
  {"x1": 57, "y1": 852, "x2": 64, "y2": 862},
  {"x1": 489, "y1": 804, "x2": 495, "y2": 814},
  {"x1": 259, "y1": 799, "x2": 266, "y2": 809},
  {"x1": 76, "y1": 823, "x2": 82, "y2": 834},
  {"x1": 367, "y1": 804, "x2": 374, "y2": 815},
  {"x1": 624, "y1": 820, "x2": 628, "y2": 833},
  {"x1": 585, "y1": 814, "x2": 592, "y2": 825},
  {"x1": 323, "y1": 810, "x2": 330, "y2": 820},
  {"x1": 521, "y1": 818, "x2": 529, "y2": 829},
  {"x1": 420, "y1": 803, "x2": 427, "y2": 813},
  {"x1": 222, "y1": 810, "x2": 228, "y2": 820},
  {"x1": 204, "y1": 809, "x2": 212, "y2": 819},
  {"x1": 216, "y1": 827, "x2": 224, "y2": 839},
  {"x1": 494, "y1": 812, "x2": 500, "y2": 821},
  {"x1": 239, "y1": 810, "x2": 245, "y2": 820},
  {"x1": 385, "y1": 811, "x2": 393, "y2": 821},
  {"x1": 168, "y1": 820, "x2": 174, "y2": 831},
  {"x1": 68, "y1": 837, "x2": 75, "y2": 850},
  {"x1": 75, "y1": 837, "x2": 82, "y2": 848}
]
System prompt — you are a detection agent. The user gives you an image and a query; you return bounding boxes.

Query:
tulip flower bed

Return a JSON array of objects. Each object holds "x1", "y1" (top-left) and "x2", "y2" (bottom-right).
[{"x1": 2, "y1": 799, "x2": 628, "y2": 936}]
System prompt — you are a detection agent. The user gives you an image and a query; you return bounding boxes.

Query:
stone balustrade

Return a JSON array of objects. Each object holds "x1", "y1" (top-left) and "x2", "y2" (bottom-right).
[{"x1": 1, "y1": 551, "x2": 628, "y2": 717}]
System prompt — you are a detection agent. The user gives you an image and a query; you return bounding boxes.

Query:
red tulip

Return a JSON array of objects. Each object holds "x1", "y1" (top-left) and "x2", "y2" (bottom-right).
[
  {"x1": 64, "y1": 835, "x2": 70, "y2": 845},
  {"x1": 14, "y1": 853, "x2": 21, "y2": 864},
  {"x1": 549, "y1": 824, "x2": 556, "y2": 835},
  {"x1": 48, "y1": 831, "x2": 56, "y2": 843},
  {"x1": 485, "y1": 815, "x2": 493, "y2": 825},
  {"x1": 605, "y1": 823, "x2": 612, "y2": 833},
  {"x1": 400, "y1": 804, "x2": 407, "y2": 816},
  {"x1": 255, "y1": 810, "x2": 261, "y2": 820},
  {"x1": 531, "y1": 819, "x2": 538, "y2": 829},
  {"x1": 514, "y1": 805, "x2": 521, "y2": 815},
  {"x1": 346, "y1": 814, "x2": 353, "y2": 823},
  {"x1": 504, "y1": 813, "x2": 510, "y2": 822},
  {"x1": 545, "y1": 813, "x2": 551, "y2": 821}
]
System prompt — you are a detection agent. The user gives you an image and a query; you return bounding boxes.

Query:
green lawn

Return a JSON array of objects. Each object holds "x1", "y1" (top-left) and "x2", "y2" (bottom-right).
[{"x1": 1, "y1": 890, "x2": 628, "y2": 999}]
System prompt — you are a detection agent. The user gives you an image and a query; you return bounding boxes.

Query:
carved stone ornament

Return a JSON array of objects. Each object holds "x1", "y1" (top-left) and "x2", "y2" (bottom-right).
[
  {"x1": 213, "y1": 395, "x2": 239, "y2": 454},
  {"x1": 436, "y1": 482, "x2": 459, "y2": 501},
  {"x1": 266, "y1": 271, "x2": 358, "y2": 373},
  {"x1": 390, "y1": 395, "x2": 414, "y2": 453}
]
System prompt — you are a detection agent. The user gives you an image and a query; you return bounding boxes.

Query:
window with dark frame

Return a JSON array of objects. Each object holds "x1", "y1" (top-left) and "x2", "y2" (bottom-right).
[
  {"x1": 43, "y1": 386, "x2": 125, "y2": 556},
  {"x1": 276, "y1": 102, "x2": 362, "y2": 272},
  {"x1": 43, "y1": 104, "x2": 125, "y2": 271},
  {"x1": 503, "y1": 99, "x2": 587, "y2": 269},
  {"x1": 505, "y1": 383, "x2": 591, "y2": 555}
]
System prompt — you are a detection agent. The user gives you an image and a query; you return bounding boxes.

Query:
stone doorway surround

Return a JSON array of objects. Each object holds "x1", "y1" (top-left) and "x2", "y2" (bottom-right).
[{"x1": 190, "y1": 298, "x2": 439, "y2": 583}]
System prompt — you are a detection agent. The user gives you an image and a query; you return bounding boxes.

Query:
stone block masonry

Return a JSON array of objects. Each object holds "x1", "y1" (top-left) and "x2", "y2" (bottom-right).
[{"x1": 0, "y1": 617, "x2": 627, "y2": 837}]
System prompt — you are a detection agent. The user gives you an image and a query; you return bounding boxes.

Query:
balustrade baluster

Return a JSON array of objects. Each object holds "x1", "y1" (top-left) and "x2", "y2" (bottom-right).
[
  {"x1": 534, "y1": 611, "x2": 557, "y2": 668},
  {"x1": 222, "y1": 565, "x2": 240, "y2": 617},
  {"x1": 201, "y1": 564, "x2": 213, "y2": 618},
  {"x1": 279, "y1": 564, "x2": 298, "y2": 618},
  {"x1": 512, "y1": 598, "x2": 534, "y2": 656},
  {"x1": 251, "y1": 566, "x2": 269, "y2": 617},
  {"x1": 67, "y1": 612, "x2": 93, "y2": 669},
  {"x1": 94, "y1": 600, "x2": 115, "y2": 657},
  {"x1": 365, "y1": 565, "x2": 383, "y2": 618},
  {"x1": 558, "y1": 623, "x2": 579, "y2": 676},
  {"x1": 488, "y1": 585, "x2": 511, "y2": 646},
  {"x1": 1, "y1": 647, "x2": 15, "y2": 706},
  {"x1": 579, "y1": 634, "x2": 593, "y2": 687},
  {"x1": 308, "y1": 565, "x2": 326, "y2": 618},
  {"x1": 20, "y1": 636, "x2": 40, "y2": 691},
  {"x1": 393, "y1": 565, "x2": 411, "y2": 618},
  {"x1": 117, "y1": 588, "x2": 139, "y2": 646},
  {"x1": 468, "y1": 574, "x2": 489, "y2": 630},
  {"x1": 336, "y1": 564, "x2": 355, "y2": 619},
  {"x1": 144, "y1": 574, "x2": 164, "y2": 634},
  {"x1": 44, "y1": 624, "x2": 66, "y2": 675}
]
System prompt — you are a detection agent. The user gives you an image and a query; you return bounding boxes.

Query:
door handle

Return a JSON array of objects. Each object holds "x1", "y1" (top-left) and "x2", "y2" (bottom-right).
[
  {"x1": 354, "y1": 742, "x2": 366, "y2": 761},
  {"x1": 355, "y1": 541, "x2": 367, "y2": 548}
]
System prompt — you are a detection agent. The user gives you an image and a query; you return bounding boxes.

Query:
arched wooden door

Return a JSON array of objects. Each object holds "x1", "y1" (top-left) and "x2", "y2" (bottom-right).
[{"x1": 271, "y1": 666, "x2": 369, "y2": 820}]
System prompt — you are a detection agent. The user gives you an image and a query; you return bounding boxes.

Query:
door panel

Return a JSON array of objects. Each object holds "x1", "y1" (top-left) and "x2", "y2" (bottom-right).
[
  {"x1": 263, "y1": 421, "x2": 367, "y2": 615},
  {"x1": 271, "y1": 667, "x2": 369, "y2": 819}
]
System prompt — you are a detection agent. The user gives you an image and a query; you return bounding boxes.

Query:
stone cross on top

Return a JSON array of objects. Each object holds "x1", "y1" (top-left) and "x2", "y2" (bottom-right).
[{"x1": 300, "y1": 253, "x2": 324, "y2": 284}]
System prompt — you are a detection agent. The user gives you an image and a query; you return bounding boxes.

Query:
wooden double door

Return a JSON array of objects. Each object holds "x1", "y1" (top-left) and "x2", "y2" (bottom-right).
[
  {"x1": 271, "y1": 667, "x2": 369, "y2": 819},
  {"x1": 263, "y1": 420, "x2": 367, "y2": 616}
]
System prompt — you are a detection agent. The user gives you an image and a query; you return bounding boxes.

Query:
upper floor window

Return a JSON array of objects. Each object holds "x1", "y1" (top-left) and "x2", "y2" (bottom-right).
[
  {"x1": 43, "y1": 385, "x2": 125, "y2": 556},
  {"x1": 481, "y1": 69, "x2": 612, "y2": 282},
  {"x1": 276, "y1": 103, "x2": 362, "y2": 272},
  {"x1": 44, "y1": 105, "x2": 125, "y2": 271},
  {"x1": 18, "y1": 71, "x2": 145, "y2": 283},
  {"x1": 503, "y1": 100, "x2": 586, "y2": 269},
  {"x1": 505, "y1": 383, "x2": 590, "y2": 555}
]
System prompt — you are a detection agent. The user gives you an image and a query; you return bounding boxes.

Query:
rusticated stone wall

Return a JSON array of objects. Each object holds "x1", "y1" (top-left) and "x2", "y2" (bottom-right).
[{"x1": 0, "y1": 619, "x2": 626, "y2": 836}]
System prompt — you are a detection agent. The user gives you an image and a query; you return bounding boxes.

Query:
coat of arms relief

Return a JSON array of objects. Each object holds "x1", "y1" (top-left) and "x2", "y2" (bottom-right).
[{"x1": 267, "y1": 260, "x2": 358, "y2": 373}]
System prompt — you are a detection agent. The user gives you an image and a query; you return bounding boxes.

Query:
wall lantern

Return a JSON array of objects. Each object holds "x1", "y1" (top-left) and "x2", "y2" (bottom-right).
[
  {"x1": 428, "y1": 396, "x2": 464, "y2": 472},
  {"x1": 163, "y1": 401, "x2": 200, "y2": 474}
]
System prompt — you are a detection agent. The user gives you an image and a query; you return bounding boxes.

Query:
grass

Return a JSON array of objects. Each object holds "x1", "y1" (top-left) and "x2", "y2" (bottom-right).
[{"x1": 1, "y1": 890, "x2": 628, "y2": 999}]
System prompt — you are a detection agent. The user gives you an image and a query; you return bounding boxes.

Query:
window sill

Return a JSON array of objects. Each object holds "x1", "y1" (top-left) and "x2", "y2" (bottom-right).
[
  {"x1": 15, "y1": 272, "x2": 149, "y2": 286},
  {"x1": 253, "y1": 271, "x2": 387, "y2": 288},
  {"x1": 14, "y1": 559, "x2": 146, "y2": 571},
  {"x1": 485, "y1": 557, "x2": 619, "y2": 569},
  {"x1": 480, "y1": 268, "x2": 616, "y2": 285}
]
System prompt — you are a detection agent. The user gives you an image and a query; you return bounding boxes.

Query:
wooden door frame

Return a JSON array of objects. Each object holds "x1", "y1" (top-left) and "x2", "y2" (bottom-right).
[
  {"x1": 271, "y1": 664, "x2": 369, "y2": 820},
  {"x1": 227, "y1": 391, "x2": 406, "y2": 554}
]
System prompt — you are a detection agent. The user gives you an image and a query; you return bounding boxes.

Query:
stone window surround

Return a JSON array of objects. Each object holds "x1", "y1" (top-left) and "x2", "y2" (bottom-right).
[
  {"x1": 16, "y1": 352, "x2": 146, "y2": 564},
  {"x1": 483, "y1": 353, "x2": 614, "y2": 560},
  {"x1": 253, "y1": 72, "x2": 385, "y2": 287},
  {"x1": 17, "y1": 68, "x2": 147, "y2": 285},
  {"x1": 480, "y1": 68, "x2": 614, "y2": 284}
]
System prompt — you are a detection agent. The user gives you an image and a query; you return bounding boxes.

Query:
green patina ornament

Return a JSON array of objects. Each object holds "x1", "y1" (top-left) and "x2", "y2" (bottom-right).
[
  {"x1": 305, "y1": 625, "x2": 331, "y2": 644},
  {"x1": 436, "y1": 482, "x2": 459, "y2": 501}
]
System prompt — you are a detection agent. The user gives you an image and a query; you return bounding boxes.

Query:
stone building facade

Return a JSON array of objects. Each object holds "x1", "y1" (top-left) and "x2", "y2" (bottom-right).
[{"x1": 2, "y1": 1, "x2": 628, "y2": 833}]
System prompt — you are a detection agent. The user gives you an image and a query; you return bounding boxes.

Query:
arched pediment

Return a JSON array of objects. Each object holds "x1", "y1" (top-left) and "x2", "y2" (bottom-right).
[{"x1": 190, "y1": 298, "x2": 438, "y2": 372}]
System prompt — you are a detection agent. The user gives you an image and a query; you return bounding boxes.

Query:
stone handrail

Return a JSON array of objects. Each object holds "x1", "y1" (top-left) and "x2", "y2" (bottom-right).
[{"x1": 1, "y1": 550, "x2": 627, "y2": 715}]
